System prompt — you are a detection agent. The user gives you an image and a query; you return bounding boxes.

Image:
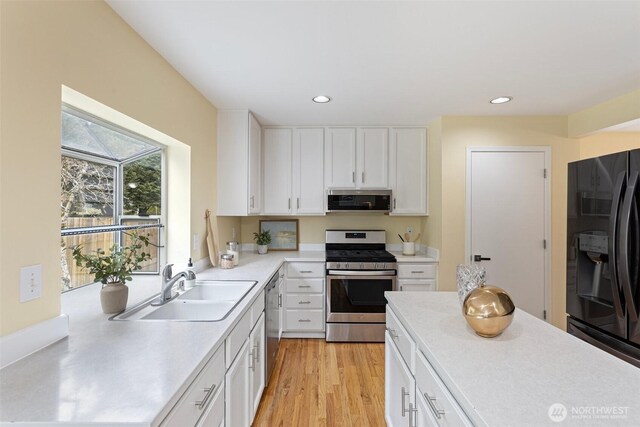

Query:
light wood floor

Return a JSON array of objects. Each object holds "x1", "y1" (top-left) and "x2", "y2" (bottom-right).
[{"x1": 252, "y1": 339, "x2": 386, "y2": 426}]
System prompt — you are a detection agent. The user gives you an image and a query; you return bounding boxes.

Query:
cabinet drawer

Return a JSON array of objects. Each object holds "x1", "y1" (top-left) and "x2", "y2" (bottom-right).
[
  {"x1": 286, "y1": 278, "x2": 324, "y2": 294},
  {"x1": 195, "y1": 383, "x2": 224, "y2": 427},
  {"x1": 386, "y1": 307, "x2": 415, "y2": 373},
  {"x1": 251, "y1": 290, "x2": 265, "y2": 327},
  {"x1": 398, "y1": 279, "x2": 436, "y2": 292},
  {"x1": 416, "y1": 350, "x2": 472, "y2": 426},
  {"x1": 226, "y1": 309, "x2": 251, "y2": 369},
  {"x1": 285, "y1": 309, "x2": 324, "y2": 331},
  {"x1": 287, "y1": 262, "x2": 325, "y2": 278},
  {"x1": 161, "y1": 346, "x2": 225, "y2": 427},
  {"x1": 286, "y1": 294, "x2": 324, "y2": 309},
  {"x1": 397, "y1": 263, "x2": 437, "y2": 279}
]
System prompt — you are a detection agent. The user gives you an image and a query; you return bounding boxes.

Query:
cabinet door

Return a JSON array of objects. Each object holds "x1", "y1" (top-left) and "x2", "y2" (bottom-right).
[
  {"x1": 390, "y1": 128, "x2": 428, "y2": 215},
  {"x1": 385, "y1": 331, "x2": 415, "y2": 427},
  {"x1": 248, "y1": 113, "x2": 262, "y2": 214},
  {"x1": 263, "y1": 128, "x2": 293, "y2": 214},
  {"x1": 249, "y1": 313, "x2": 265, "y2": 422},
  {"x1": 195, "y1": 384, "x2": 225, "y2": 427},
  {"x1": 294, "y1": 128, "x2": 325, "y2": 214},
  {"x1": 325, "y1": 127, "x2": 357, "y2": 188},
  {"x1": 415, "y1": 386, "x2": 438, "y2": 427},
  {"x1": 225, "y1": 340, "x2": 250, "y2": 427},
  {"x1": 358, "y1": 128, "x2": 388, "y2": 188}
]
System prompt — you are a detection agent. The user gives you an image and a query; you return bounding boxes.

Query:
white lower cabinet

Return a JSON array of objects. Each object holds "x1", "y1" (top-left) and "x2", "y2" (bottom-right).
[
  {"x1": 386, "y1": 306, "x2": 472, "y2": 427},
  {"x1": 249, "y1": 313, "x2": 266, "y2": 421},
  {"x1": 225, "y1": 340, "x2": 250, "y2": 427},
  {"x1": 283, "y1": 261, "x2": 325, "y2": 336},
  {"x1": 385, "y1": 331, "x2": 416, "y2": 427},
  {"x1": 196, "y1": 383, "x2": 225, "y2": 427},
  {"x1": 398, "y1": 262, "x2": 438, "y2": 292}
]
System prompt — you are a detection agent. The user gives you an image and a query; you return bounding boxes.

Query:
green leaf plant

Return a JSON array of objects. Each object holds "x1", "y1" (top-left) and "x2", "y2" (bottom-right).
[
  {"x1": 253, "y1": 230, "x2": 272, "y2": 246},
  {"x1": 71, "y1": 231, "x2": 156, "y2": 286}
]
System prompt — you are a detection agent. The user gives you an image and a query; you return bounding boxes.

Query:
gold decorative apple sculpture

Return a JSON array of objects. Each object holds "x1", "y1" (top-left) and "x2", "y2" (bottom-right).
[{"x1": 462, "y1": 283, "x2": 515, "y2": 337}]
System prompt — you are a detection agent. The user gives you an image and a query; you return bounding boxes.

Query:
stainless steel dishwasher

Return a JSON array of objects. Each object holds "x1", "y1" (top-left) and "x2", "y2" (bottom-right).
[{"x1": 265, "y1": 269, "x2": 281, "y2": 383}]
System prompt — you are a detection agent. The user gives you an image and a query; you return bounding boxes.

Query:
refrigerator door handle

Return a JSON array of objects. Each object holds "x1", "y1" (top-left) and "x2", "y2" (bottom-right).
[
  {"x1": 620, "y1": 171, "x2": 639, "y2": 321},
  {"x1": 608, "y1": 171, "x2": 627, "y2": 318}
]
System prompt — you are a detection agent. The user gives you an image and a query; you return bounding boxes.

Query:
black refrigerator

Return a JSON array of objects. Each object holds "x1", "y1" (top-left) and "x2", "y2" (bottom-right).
[{"x1": 567, "y1": 148, "x2": 640, "y2": 367}]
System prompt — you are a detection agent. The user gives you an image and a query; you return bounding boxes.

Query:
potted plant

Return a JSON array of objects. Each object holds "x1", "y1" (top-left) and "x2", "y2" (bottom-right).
[
  {"x1": 253, "y1": 230, "x2": 272, "y2": 254},
  {"x1": 71, "y1": 232, "x2": 153, "y2": 314}
]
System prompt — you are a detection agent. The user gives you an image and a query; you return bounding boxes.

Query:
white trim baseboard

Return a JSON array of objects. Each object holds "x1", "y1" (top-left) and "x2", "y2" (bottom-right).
[{"x1": 0, "y1": 314, "x2": 69, "y2": 369}]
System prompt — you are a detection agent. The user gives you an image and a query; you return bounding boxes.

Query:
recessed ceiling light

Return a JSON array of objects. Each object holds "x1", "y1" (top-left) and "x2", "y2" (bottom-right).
[
  {"x1": 313, "y1": 95, "x2": 332, "y2": 103},
  {"x1": 490, "y1": 96, "x2": 513, "y2": 104}
]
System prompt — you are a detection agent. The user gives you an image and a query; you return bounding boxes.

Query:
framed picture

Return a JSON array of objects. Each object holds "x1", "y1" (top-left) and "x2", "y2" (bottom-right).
[{"x1": 259, "y1": 219, "x2": 299, "y2": 251}]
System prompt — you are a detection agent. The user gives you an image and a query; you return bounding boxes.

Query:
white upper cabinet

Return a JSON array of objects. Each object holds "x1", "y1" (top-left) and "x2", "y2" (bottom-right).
[
  {"x1": 262, "y1": 128, "x2": 293, "y2": 215},
  {"x1": 263, "y1": 127, "x2": 325, "y2": 215},
  {"x1": 357, "y1": 128, "x2": 388, "y2": 188},
  {"x1": 324, "y1": 128, "x2": 357, "y2": 188},
  {"x1": 389, "y1": 127, "x2": 428, "y2": 215},
  {"x1": 293, "y1": 128, "x2": 325, "y2": 214},
  {"x1": 325, "y1": 127, "x2": 388, "y2": 189},
  {"x1": 217, "y1": 110, "x2": 262, "y2": 216}
]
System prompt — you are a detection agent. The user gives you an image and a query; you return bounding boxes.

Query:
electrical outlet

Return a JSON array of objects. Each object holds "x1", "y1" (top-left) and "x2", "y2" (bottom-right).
[
  {"x1": 192, "y1": 234, "x2": 199, "y2": 251},
  {"x1": 407, "y1": 226, "x2": 413, "y2": 235},
  {"x1": 232, "y1": 227, "x2": 236, "y2": 240},
  {"x1": 20, "y1": 264, "x2": 42, "y2": 302}
]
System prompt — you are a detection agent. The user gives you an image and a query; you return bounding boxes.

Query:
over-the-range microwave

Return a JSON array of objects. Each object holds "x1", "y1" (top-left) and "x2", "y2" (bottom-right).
[{"x1": 327, "y1": 189, "x2": 392, "y2": 213}]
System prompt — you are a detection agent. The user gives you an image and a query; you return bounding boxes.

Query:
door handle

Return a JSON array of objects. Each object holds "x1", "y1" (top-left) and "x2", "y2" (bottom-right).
[
  {"x1": 619, "y1": 171, "x2": 639, "y2": 321},
  {"x1": 608, "y1": 171, "x2": 627, "y2": 319},
  {"x1": 473, "y1": 254, "x2": 491, "y2": 262}
]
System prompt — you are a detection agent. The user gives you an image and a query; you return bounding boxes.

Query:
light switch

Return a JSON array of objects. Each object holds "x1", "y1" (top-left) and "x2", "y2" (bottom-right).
[
  {"x1": 20, "y1": 264, "x2": 42, "y2": 302},
  {"x1": 192, "y1": 234, "x2": 199, "y2": 251}
]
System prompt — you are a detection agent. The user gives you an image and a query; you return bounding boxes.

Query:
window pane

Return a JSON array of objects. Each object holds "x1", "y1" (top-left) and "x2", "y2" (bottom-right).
[
  {"x1": 121, "y1": 218, "x2": 161, "y2": 273},
  {"x1": 123, "y1": 152, "x2": 162, "y2": 216},
  {"x1": 61, "y1": 157, "x2": 115, "y2": 221},
  {"x1": 61, "y1": 227, "x2": 115, "y2": 291}
]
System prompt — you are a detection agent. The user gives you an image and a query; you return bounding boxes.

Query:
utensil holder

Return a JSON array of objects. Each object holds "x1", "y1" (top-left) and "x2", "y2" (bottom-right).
[{"x1": 402, "y1": 242, "x2": 415, "y2": 255}]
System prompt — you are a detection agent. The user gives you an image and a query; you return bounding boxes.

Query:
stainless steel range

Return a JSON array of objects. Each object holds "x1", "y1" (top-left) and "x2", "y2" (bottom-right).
[{"x1": 325, "y1": 230, "x2": 397, "y2": 342}]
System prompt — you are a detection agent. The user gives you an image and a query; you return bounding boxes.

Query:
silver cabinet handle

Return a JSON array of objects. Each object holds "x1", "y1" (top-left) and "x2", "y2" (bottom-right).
[
  {"x1": 298, "y1": 319, "x2": 311, "y2": 322},
  {"x1": 362, "y1": 171, "x2": 365, "y2": 183},
  {"x1": 393, "y1": 198, "x2": 397, "y2": 209},
  {"x1": 298, "y1": 285, "x2": 311, "y2": 288},
  {"x1": 250, "y1": 195, "x2": 254, "y2": 208},
  {"x1": 278, "y1": 294, "x2": 282, "y2": 307},
  {"x1": 297, "y1": 197, "x2": 300, "y2": 209},
  {"x1": 387, "y1": 327, "x2": 399, "y2": 340},
  {"x1": 195, "y1": 385, "x2": 216, "y2": 410},
  {"x1": 298, "y1": 300, "x2": 311, "y2": 304},
  {"x1": 401, "y1": 387, "x2": 410, "y2": 417},
  {"x1": 288, "y1": 198, "x2": 291, "y2": 210},
  {"x1": 300, "y1": 270, "x2": 313, "y2": 273},
  {"x1": 248, "y1": 349, "x2": 254, "y2": 370},
  {"x1": 352, "y1": 171, "x2": 355, "y2": 183},
  {"x1": 253, "y1": 344, "x2": 259, "y2": 364},
  {"x1": 425, "y1": 393, "x2": 445, "y2": 419},
  {"x1": 409, "y1": 403, "x2": 417, "y2": 427},
  {"x1": 411, "y1": 271, "x2": 425, "y2": 274}
]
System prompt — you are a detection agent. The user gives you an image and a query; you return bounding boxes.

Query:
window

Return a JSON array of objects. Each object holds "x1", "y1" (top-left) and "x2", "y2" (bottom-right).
[{"x1": 60, "y1": 105, "x2": 164, "y2": 292}]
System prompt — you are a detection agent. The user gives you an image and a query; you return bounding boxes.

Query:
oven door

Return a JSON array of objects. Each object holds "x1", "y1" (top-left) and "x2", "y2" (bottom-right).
[{"x1": 326, "y1": 271, "x2": 397, "y2": 323}]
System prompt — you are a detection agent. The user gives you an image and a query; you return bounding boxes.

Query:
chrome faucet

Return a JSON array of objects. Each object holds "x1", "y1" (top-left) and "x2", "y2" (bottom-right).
[{"x1": 151, "y1": 264, "x2": 197, "y2": 306}]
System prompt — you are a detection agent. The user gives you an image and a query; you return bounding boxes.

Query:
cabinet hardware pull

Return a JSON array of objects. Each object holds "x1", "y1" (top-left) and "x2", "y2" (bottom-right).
[
  {"x1": 298, "y1": 300, "x2": 311, "y2": 304},
  {"x1": 300, "y1": 270, "x2": 313, "y2": 273},
  {"x1": 393, "y1": 198, "x2": 396, "y2": 209},
  {"x1": 253, "y1": 344, "x2": 259, "y2": 364},
  {"x1": 278, "y1": 294, "x2": 282, "y2": 307},
  {"x1": 298, "y1": 319, "x2": 311, "y2": 322},
  {"x1": 250, "y1": 195, "x2": 254, "y2": 208},
  {"x1": 352, "y1": 171, "x2": 355, "y2": 183},
  {"x1": 248, "y1": 349, "x2": 254, "y2": 370},
  {"x1": 362, "y1": 171, "x2": 365, "y2": 183},
  {"x1": 195, "y1": 385, "x2": 216, "y2": 410},
  {"x1": 387, "y1": 327, "x2": 399, "y2": 340},
  {"x1": 297, "y1": 197, "x2": 300, "y2": 209},
  {"x1": 425, "y1": 393, "x2": 445, "y2": 419},
  {"x1": 409, "y1": 403, "x2": 418, "y2": 427},
  {"x1": 401, "y1": 387, "x2": 410, "y2": 417},
  {"x1": 298, "y1": 285, "x2": 311, "y2": 288},
  {"x1": 288, "y1": 198, "x2": 291, "y2": 210},
  {"x1": 411, "y1": 271, "x2": 424, "y2": 274}
]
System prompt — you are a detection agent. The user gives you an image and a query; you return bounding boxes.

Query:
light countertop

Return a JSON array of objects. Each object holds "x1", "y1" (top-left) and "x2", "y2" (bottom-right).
[
  {"x1": 386, "y1": 291, "x2": 640, "y2": 426},
  {"x1": 0, "y1": 251, "x2": 324, "y2": 425}
]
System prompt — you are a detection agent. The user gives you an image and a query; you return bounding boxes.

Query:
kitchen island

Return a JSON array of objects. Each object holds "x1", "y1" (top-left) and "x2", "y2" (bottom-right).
[{"x1": 385, "y1": 291, "x2": 640, "y2": 426}]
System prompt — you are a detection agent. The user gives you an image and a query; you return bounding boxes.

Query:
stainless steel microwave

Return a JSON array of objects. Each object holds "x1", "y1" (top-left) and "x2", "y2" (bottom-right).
[{"x1": 327, "y1": 189, "x2": 392, "y2": 213}]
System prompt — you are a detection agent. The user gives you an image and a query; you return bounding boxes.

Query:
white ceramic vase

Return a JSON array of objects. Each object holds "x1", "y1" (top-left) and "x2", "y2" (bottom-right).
[
  {"x1": 257, "y1": 244, "x2": 268, "y2": 255},
  {"x1": 100, "y1": 282, "x2": 129, "y2": 314}
]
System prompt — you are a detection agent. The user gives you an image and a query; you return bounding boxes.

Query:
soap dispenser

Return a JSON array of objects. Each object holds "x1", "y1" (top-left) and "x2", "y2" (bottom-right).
[{"x1": 185, "y1": 258, "x2": 196, "y2": 290}]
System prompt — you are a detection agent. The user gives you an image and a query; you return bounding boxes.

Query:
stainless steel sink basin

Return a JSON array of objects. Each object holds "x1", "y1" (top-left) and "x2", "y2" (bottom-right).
[{"x1": 111, "y1": 280, "x2": 258, "y2": 321}]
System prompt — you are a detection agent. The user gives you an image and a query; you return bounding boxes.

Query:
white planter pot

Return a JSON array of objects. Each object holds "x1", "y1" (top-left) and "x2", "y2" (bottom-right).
[{"x1": 257, "y1": 244, "x2": 268, "y2": 254}]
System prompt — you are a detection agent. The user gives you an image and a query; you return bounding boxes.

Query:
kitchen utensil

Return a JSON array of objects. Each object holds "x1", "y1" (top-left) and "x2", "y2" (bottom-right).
[
  {"x1": 205, "y1": 209, "x2": 218, "y2": 267},
  {"x1": 398, "y1": 234, "x2": 405, "y2": 242},
  {"x1": 463, "y1": 283, "x2": 515, "y2": 337},
  {"x1": 413, "y1": 233, "x2": 421, "y2": 242},
  {"x1": 404, "y1": 232, "x2": 411, "y2": 242}
]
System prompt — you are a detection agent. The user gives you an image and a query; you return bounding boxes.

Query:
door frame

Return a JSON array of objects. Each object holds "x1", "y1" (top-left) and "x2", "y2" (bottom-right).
[{"x1": 465, "y1": 146, "x2": 551, "y2": 321}]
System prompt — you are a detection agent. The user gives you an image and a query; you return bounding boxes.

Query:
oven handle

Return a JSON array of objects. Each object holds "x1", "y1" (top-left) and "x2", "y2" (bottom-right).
[{"x1": 327, "y1": 270, "x2": 397, "y2": 277}]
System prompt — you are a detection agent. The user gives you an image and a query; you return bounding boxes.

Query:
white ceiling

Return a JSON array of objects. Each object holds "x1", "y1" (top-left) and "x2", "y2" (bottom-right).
[{"x1": 107, "y1": 1, "x2": 640, "y2": 126}]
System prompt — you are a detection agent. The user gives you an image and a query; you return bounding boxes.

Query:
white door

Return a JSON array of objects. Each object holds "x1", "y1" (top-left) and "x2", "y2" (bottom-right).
[
  {"x1": 357, "y1": 128, "x2": 388, "y2": 188},
  {"x1": 294, "y1": 128, "x2": 325, "y2": 214},
  {"x1": 263, "y1": 128, "x2": 293, "y2": 214},
  {"x1": 325, "y1": 127, "x2": 357, "y2": 188},
  {"x1": 468, "y1": 148, "x2": 549, "y2": 320}
]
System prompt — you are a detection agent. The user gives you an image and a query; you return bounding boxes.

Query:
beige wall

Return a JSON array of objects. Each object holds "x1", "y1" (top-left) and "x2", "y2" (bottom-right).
[
  {"x1": 239, "y1": 216, "x2": 425, "y2": 246},
  {"x1": 423, "y1": 119, "x2": 443, "y2": 252},
  {"x1": 432, "y1": 117, "x2": 580, "y2": 329},
  {"x1": 0, "y1": 1, "x2": 218, "y2": 336},
  {"x1": 568, "y1": 89, "x2": 640, "y2": 137},
  {"x1": 579, "y1": 132, "x2": 640, "y2": 159}
]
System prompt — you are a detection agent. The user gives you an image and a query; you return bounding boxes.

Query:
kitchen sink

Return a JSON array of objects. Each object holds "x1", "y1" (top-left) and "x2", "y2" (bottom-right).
[{"x1": 111, "y1": 280, "x2": 258, "y2": 322}]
